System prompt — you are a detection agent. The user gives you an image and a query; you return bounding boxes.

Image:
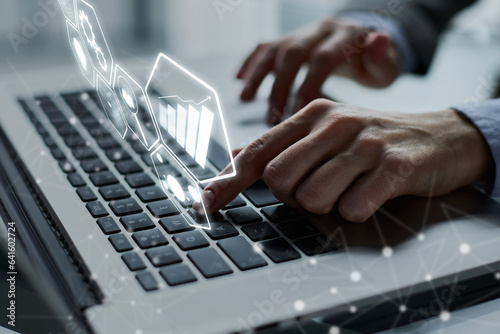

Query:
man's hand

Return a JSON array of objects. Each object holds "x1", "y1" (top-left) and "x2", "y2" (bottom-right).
[
  {"x1": 237, "y1": 17, "x2": 400, "y2": 124},
  {"x1": 195, "y1": 99, "x2": 492, "y2": 222}
]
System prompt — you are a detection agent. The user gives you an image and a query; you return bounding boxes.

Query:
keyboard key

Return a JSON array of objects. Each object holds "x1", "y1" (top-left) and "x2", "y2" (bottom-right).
[
  {"x1": 110, "y1": 198, "x2": 143, "y2": 216},
  {"x1": 204, "y1": 221, "x2": 238, "y2": 240},
  {"x1": 261, "y1": 204, "x2": 302, "y2": 223},
  {"x1": 178, "y1": 191, "x2": 196, "y2": 208},
  {"x1": 67, "y1": 173, "x2": 86, "y2": 187},
  {"x1": 119, "y1": 212, "x2": 154, "y2": 231},
  {"x1": 125, "y1": 173, "x2": 154, "y2": 188},
  {"x1": 136, "y1": 272, "x2": 158, "y2": 291},
  {"x1": 64, "y1": 135, "x2": 86, "y2": 148},
  {"x1": 105, "y1": 148, "x2": 131, "y2": 162},
  {"x1": 147, "y1": 200, "x2": 179, "y2": 218},
  {"x1": 36, "y1": 124, "x2": 49, "y2": 137},
  {"x1": 187, "y1": 210, "x2": 223, "y2": 223},
  {"x1": 189, "y1": 166, "x2": 216, "y2": 179},
  {"x1": 96, "y1": 137, "x2": 119, "y2": 149},
  {"x1": 258, "y1": 239, "x2": 301, "y2": 263},
  {"x1": 43, "y1": 136, "x2": 58, "y2": 148},
  {"x1": 155, "y1": 165, "x2": 180, "y2": 177},
  {"x1": 86, "y1": 201, "x2": 108, "y2": 217},
  {"x1": 96, "y1": 217, "x2": 121, "y2": 234},
  {"x1": 226, "y1": 207, "x2": 262, "y2": 225},
  {"x1": 159, "y1": 215, "x2": 194, "y2": 234},
  {"x1": 173, "y1": 231, "x2": 210, "y2": 250},
  {"x1": 241, "y1": 222, "x2": 279, "y2": 241},
  {"x1": 59, "y1": 160, "x2": 75, "y2": 173},
  {"x1": 99, "y1": 184, "x2": 130, "y2": 201},
  {"x1": 160, "y1": 264, "x2": 197, "y2": 286},
  {"x1": 51, "y1": 148, "x2": 66, "y2": 160},
  {"x1": 277, "y1": 220, "x2": 319, "y2": 239},
  {"x1": 109, "y1": 234, "x2": 133, "y2": 252},
  {"x1": 133, "y1": 229, "x2": 168, "y2": 249},
  {"x1": 58, "y1": 126, "x2": 79, "y2": 137},
  {"x1": 76, "y1": 186, "x2": 97, "y2": 202},
  {"x1": 122, "y1": 252, "x2": 146, "y2": 271},
  {"x1": 146, "y1": 245, "x2": 182, "y2": 267},
  {"x1": 72, "y1": 146, "x2": 97, "y2": 160},
  {"x1": 218, "y1": 236, "x2": 267, "y2": 270},
  {"x1": 243, "y1": 180, "x2": 280, "y2": 207},
  {"x1": 223, "y1": 196, "x2": 246, "y2": 209},
  {"x1": 136, "y1": 186, "x2": 167, "y2": 203},
  {"x1": 88, "y1": 126, "x2": 110, "y2": 138},
  {"x1": 89, "y1": 171, "x2": 118, "y2": 186},
  {"x1": 141, "y1": 153, "x2": 154, "y2": 166},
  {"x1": 131, "y1": 141, "x2": 148, "y2": 154},
  {"x1": 177, "y1": 152, "x2": 198, "y2": 168},
  {"x1": 115, "y1": 160, "x2": 143, "y2": 174},
  {"x1": 81, "y1": 158, "x2": 108, "y2": 173},
  {"x1": 294, "y1": 235, "x2": 342, "y2": 256},
  {"x1": 188, "y1": 248, "x2": 232, "y2": 278}
]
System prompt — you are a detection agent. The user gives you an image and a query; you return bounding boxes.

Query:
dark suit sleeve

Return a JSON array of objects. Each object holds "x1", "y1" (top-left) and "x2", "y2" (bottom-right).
[{"x1": 339, "y1": 0, "x2": 477, "y2": 74}]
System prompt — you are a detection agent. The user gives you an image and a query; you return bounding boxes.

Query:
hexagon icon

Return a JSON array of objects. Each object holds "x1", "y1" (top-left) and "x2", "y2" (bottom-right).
[
  {"x1": 145, "y1": 53, "x2": 236, "y2": 184},
  {"x1": 66, "y1": 20, "x2": 94, "y2": 87},
  {"x1": 57, "y1": 0, "x2": 77, "y2": 26},
  {"x1": 151, "y1": 144, "x2": 212, "y2": 230},
  {"x1": 113, "y1": 65, "x2": 160, "y2": 150},
  {"x1": 76, "y1": 0, "x2": 113, "y2": 84},
  {"x1": 96, "y1": 75, "x2": 128, "y2": 138}
]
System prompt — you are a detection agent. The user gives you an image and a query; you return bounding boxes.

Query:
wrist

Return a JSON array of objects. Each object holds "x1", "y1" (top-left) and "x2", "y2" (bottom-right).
[{"x1": 445, "y1": 109, "x2": 494, "y2": 187}]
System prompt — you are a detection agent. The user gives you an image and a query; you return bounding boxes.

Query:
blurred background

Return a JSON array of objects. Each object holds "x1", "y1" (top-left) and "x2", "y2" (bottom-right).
[
  {"x1": 1, "y1": 0, "x2": 500, "y2": 113},
  {"x1": 2, "y1": 0, "x2": 500, "y2": 73}
]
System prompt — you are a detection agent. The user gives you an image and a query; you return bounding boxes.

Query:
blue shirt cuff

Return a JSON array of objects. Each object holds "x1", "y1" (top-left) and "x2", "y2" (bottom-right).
[
  {"x1": 337, "y1": 12, "x2": 417, "y2": 73},
  {"x1": 454, "y1": 99, "x2": 500, "y2": 197}
]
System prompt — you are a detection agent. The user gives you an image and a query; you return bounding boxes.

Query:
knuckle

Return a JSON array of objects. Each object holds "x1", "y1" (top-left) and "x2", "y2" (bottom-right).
[
  {"x1": 338, "y1": 203, "x2": 367, "y2": 223},
  {"x1": 283, "y1": 43, "x2": 305, "y2": 60},
  {"x1": 296, "y1": 187, "x2": 332, "y2": 215},
  {"x1": 298, "y1": 98, "x2": 333, "y2": 118},
  {"x1": 310, "y1": 49, "x2": 333, "y2": 64},
  {"x1": 262, "y1": 162, "x2": 288, "y2": 192},
  {"x1": 355, "y1": 131, "x2": 385, "y2": 154},
  {"x1": 239, "y1": 137, "x2": 266, "y2": 165},
  {"x1": 381, "y1": 153, "x2": 404, "y2": 173}
]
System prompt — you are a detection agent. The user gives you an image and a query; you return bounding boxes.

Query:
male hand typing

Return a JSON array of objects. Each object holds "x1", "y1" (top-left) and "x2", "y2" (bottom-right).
[
  {"x1": 194, "y1": 100, "x2": 493, "y2": 222},
  {"x1": 238, "y1": 17, "x2": 400, "y2": 124}
]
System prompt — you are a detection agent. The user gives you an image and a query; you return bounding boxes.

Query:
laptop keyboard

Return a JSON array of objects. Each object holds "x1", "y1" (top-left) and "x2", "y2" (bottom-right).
[{"x1": 17, "y1": 92, "x2": 343, "y2": 292}]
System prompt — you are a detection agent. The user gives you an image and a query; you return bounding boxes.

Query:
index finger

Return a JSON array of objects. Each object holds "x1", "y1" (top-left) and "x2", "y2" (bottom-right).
[{"x1": 195, "y1": 119, "x2": 310, "y2": 213}]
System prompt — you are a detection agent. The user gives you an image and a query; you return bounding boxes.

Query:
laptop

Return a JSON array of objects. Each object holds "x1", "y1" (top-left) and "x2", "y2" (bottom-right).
[{"x1": 1, "y1": 2, "x2": 500, "y2": 334}]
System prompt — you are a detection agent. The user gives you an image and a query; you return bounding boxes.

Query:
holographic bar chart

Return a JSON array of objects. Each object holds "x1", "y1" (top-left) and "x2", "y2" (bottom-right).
[{"x1": 158, "y1": 99, "x2": 214, "y2": 168}]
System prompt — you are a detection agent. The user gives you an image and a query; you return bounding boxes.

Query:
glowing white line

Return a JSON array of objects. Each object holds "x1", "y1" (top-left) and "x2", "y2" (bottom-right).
[
  {"x1": 186, "y1": 105, "x2": 200, "y2": 158},
  {"x1": 195, "y1": 105, "x2": 214, "y2": 168},
  {"x1": 158, "y1": 95, "x2": 211, "y2": 106}
]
